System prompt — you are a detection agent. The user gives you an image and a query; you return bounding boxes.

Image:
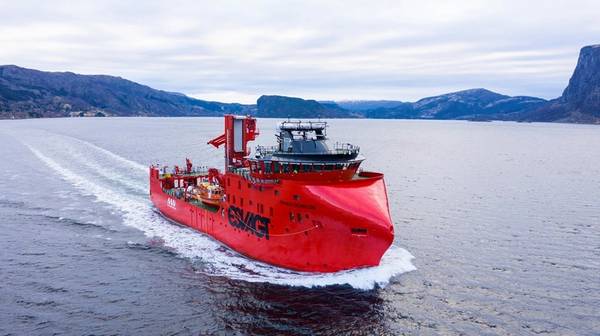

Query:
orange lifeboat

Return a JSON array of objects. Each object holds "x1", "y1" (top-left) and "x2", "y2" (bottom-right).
[{"x1": 196, "y1": 182, "x2": 223, "y2": 206}]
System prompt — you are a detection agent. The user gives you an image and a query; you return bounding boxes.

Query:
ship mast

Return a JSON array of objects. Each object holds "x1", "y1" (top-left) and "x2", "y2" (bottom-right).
[{"x1": 208, "y1": 115, "x2": 258, "y2": 171}]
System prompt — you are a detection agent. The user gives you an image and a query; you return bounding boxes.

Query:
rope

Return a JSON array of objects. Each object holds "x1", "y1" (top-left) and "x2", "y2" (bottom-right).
[
  {"x1": 267, "y1": 224, "x2": 319, "y2": 237},
  {"x1": 230, "y1": 210, "x2": 320, "y2": 237}
]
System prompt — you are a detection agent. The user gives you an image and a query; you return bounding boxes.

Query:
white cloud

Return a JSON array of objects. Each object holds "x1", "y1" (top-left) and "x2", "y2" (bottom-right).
[{"x1": 0, "y1": 0, "x2": 598, "y2": 103}]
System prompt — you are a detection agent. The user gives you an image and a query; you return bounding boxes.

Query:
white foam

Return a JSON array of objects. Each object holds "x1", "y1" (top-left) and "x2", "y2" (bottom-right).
[
  {"x1": 61, "y1": 144, "x2": 147, "y2": 194},
  {"x1": 22, "y1": 130, "x2": 147, "y2": 194},
  {"x1": 25, "y1": 142, "x2": 416, "y2": 290},
  {"x1": 67, "y1": 136, "x2": 147, "y2": 172}
]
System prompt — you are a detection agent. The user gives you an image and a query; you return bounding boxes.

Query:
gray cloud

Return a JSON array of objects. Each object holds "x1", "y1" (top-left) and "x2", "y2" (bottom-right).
[{"x1": 1, "y1": 0, "x2": 598, "y2": 103}]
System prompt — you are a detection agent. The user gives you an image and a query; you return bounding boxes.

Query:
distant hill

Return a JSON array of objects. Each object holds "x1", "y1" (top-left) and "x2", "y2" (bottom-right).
[
  {"x1": 254, "y1": 90, "x2": 546, "y2": 120},
  {"x1": 361, "y1": 89, "x2": 547, "y2": 120},
  {"x1": 256, "y1": 95, "x2": 359, "y2": 118},
  {"x1": 1, "y1": 44, "x2": 599, "y2": 123},
  {"x1": 0, "y1": 65, "x2": 251, "y2": 118}
]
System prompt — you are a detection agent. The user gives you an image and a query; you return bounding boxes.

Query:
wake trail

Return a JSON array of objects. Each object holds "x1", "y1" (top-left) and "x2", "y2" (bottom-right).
[
  {"x1": 60, "y1": 134, "x2": 147, "y2": 173},
  {"x1": 19, "y1": 130, "x2": 148, "y2": 194},
  {"x1": 62, "y1": 145, "x2": 147, "y2": 194}
]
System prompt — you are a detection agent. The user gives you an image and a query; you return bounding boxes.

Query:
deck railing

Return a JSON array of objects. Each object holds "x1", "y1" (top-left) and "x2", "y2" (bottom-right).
[
  {"x1": 229, "y1": 167, "x2": 280, "y2": 184},
  {"x1": 255, "y1": 142, "x2": 359, "y2": 157},
  {"x1": 157, "y1": 166, "x2": 210, "y2": 179}
]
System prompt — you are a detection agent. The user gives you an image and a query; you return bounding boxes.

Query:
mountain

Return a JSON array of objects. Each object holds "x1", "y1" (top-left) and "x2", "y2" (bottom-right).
[
  {"x1": 1, "y1": 44, "x2": 599, "y2": 123},
  {"x1": 0, "y1": 65, "x2": 250, "y2": 118},
  {"x1": 520, "y1": 45, "x2": 600, "y2": 123},
  {"x1": 361, "y1": 89, "x2": 547, "y2": 120},
  {"x1": 361, "y1": 43, "x2": 600, "y2": 123},
  {"x1": 414, "y1": 89, "x2": 546, "y2": 119},
  {"x1": 256, "y1": 95, "x2": 359, "y2": 118},
  {"x1": 255, "y1": 90, "x2": 546, "y2": 120},
  {"x1": 0, "y1": 65, "x2": 550, "y2": 121}
]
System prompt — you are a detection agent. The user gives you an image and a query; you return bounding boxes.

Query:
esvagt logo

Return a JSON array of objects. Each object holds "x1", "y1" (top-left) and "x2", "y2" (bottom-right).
[{"x1": 228, "y1": 205, "x2": 270, "y2": 239}]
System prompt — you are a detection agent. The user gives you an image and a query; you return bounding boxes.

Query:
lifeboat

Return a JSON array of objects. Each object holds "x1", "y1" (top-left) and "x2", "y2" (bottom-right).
[{"x1": 197, "y1": 182, "x2": 223, "y2": 206}]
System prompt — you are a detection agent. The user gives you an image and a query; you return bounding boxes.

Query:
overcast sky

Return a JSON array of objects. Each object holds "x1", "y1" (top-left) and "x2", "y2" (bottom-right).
[{"x1": 1, "y1": 0, "x2": 599, "y2": 103}]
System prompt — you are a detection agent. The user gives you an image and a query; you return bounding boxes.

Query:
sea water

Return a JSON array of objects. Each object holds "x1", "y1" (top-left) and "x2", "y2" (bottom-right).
[{"x1": 0, "y1": 118, "x2": 598, "y2": 335}]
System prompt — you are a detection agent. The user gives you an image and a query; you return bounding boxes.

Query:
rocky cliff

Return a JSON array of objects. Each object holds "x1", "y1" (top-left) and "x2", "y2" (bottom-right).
[
  {"x1": 562, "y1": 45, "x2": 600, "y2": 115},
  {"x1": 522, "y1": 45, "x2": 600, "y2": 123}
]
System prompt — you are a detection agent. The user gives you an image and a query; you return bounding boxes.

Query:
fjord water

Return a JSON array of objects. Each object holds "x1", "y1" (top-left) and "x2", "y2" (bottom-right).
[{"x1": 1, "y1": 118, "x2": 598, "y2": 335}]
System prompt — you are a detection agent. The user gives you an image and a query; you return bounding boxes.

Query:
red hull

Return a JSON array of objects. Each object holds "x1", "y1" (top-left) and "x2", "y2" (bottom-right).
[{"x1": 150, "y1": 168, "x2": 394, "y2": 272}]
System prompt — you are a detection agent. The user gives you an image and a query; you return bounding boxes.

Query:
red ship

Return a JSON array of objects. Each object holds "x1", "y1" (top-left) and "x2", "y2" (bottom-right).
[{"x1": 149, "y1": 115, "x2": 394, "y2": 272}]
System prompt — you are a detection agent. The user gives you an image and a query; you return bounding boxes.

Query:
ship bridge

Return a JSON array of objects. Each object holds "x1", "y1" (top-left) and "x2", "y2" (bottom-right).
[
  {"x1": 256, "y1": 120, "x2": 361, "y2": 161},
  {"x1": 248, "y1": 120, "x2": 364, "y2": 181}
]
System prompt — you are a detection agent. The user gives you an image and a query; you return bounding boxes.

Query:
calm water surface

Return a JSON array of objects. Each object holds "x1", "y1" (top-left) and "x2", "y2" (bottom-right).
[{"x1": 0, "y1": 118, "x2": 598, "y2": 335}]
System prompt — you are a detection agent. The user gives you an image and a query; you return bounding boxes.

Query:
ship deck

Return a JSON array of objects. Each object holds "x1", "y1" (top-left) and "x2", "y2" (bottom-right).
[{"x1": 163, "y1": 188, "x2": 220, "y2": 213}]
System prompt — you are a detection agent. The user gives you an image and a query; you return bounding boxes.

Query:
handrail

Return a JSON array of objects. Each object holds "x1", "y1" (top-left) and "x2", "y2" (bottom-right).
[
  {"x1": 255, "y1": 142, "x2": 359, "y2": 157},
  {"x1": 229, "y1": 167, "x2": 280, "y2": 184},
  {"x1": 159, "y1": 167, "x2": 210, "y2": 179}
]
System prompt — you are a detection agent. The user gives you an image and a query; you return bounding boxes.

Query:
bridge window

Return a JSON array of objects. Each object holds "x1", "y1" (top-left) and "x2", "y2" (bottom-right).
[
  {"x1": 274, "y1": 162, "x2": 281, "y2": 173},
  {"x1": 264, "y1": 161, "x2": 271, "y2": 173}
]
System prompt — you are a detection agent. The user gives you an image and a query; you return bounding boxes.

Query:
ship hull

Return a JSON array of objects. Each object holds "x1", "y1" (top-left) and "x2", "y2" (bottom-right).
[{"x1": 150, "y1": 168, "x2": 394, "y2": 272}]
